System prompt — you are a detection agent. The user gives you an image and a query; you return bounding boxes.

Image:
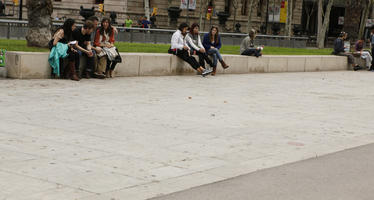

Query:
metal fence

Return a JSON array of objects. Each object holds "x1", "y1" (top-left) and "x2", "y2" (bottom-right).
[{"x1": 0, "y1": 19, "x2": 309, "y2": 48}]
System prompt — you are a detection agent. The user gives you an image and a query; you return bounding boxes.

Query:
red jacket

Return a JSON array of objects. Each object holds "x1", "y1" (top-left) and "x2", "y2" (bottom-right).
[{"x1": 94, "y1": 28, "x2": 115, "y2": 47}]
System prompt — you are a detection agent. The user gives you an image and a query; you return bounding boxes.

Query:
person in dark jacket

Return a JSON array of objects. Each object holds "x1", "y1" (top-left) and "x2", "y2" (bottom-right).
[
  {"x1": 333, "y1": 32, "x2": 361, "y2": 71},
  {"x1": 203, "y1": 26, "x2": 229, "y2": 75},
  {"x1": 51, "y1": 18, "x2": 80, "y2": 81}
]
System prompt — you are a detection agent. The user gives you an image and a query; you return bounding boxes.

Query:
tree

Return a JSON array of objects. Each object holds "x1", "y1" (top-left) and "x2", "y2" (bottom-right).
[
  {"x1": 343, "y1": 0, "x2": 364, "y2": 42},
  {"x1": 247, "y1": 0, "x2": 254, "y2": 32},
  {"x1": 286, "y1": 0, "x2": 294, "y2": 38},
  {"x1": 232, "y1": 0, "x2": 239, "y2": 31},
  {"x1": 26, "y1": 0, "x2": 53, "y2": 48},
  {"x1": 317, "y1": 0, "x2": 334, "y2": 48},
  {"x1": 358, "y1": 0, "x2": 373, "y2": 40},
  {"x1": 303, "y1": 0, "x2": 316, "y2": 34}
]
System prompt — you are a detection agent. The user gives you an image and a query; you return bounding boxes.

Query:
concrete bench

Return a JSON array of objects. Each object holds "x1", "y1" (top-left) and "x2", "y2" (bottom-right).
[{"x1": 3, "y1": 51, "x2": 349, "y2": 79}]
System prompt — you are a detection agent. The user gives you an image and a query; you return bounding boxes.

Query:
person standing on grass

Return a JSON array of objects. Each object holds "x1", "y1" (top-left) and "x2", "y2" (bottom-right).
[
  {"x1": 332, "y1": 32, "x2": 362, "y2": 71},
  {"x1": 186, "y1": 23, "x2": 214, "y2": 71},
  {"x1": 240, "y1": 29, "x2": 263, "y2": 57},
  {"x1": 203, "y1": 26, "x2": 229, "y2": 76},
  {"x1": 170, "y1": 23, "x2": 212, "y2": 76},
  {"x1": 355, "y1": 39, "x2": 373, "y2": 71},
  {"x1": 50, "y1": 18, "x2": 80, "y2": 81},
  {"x1": 94, "y1": 18, "x2": 119, "y2": 78}
]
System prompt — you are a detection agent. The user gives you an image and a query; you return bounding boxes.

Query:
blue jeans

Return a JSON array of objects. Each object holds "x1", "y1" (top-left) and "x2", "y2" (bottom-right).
[{"x1": 207, "y1": 48, "x2": 223, "y2": 67}]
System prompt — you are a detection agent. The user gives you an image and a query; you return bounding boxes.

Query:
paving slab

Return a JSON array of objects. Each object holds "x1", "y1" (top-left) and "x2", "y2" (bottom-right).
[{"x1": 0, "y1": 71, "x2": 374, "y2": 200}]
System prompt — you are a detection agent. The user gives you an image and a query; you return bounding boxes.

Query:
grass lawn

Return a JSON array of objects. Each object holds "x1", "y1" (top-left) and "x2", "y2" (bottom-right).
[{"x1": 0, "y1": 39, "x2": 333, "y2": 55}]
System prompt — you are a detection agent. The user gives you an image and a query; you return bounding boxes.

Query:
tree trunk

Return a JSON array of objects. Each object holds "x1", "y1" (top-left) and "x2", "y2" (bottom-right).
[
  {"x1": 359, "y1": 0, "x2": 373, "y2": 40},
  {"x1": 145, "y1": 0, "x2": 150, "y2": 23},
  {"x1": 317, "y1": 0, "x2": 334, "y2": 49},
  {"x1": 199, "y1": 0, "x2": 204, "y2": 28},
  {"x1": 247, "y1": 0, "x2": 254, "y2": 33},
  {"x1": 343, "y1": 0, "x2": 364, "y2": 42},
  {"x1": 26, "y1": 0, "x2": 53, "y2": 48},
  {"x1": 317, "y1": 0, "x2": 322, "y2": 36},
  {"x1": 232, "y1": 0, "x2": 238, "y2": 31},
  {"x1": 287, "y1": 0, "x2": 293, "y2": 38}
]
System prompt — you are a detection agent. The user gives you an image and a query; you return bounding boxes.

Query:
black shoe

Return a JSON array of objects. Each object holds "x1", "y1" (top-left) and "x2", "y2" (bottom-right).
[
  {"x1": 354, "y1": 65, "x2": 363, "y2": 71},
  {"x1": 82, "y1": 71, "x2": 91, "y2": 79},
  {"x1": 202, "y1": 68, "x2": 213, "y2": 77}
]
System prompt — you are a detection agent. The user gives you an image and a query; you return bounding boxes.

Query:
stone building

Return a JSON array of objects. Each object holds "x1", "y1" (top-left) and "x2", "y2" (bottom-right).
[{"x1": 1, "y1": 0, "x2": 305, "y2": 34}]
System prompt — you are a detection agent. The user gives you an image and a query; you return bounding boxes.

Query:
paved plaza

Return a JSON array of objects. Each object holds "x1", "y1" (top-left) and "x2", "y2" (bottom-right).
[{"x1": 1, "y1": 71, "x2": 374, "y2": 200}]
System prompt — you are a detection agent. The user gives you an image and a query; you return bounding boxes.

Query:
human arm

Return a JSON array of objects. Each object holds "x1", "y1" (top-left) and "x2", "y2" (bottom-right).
[
  {"x1": 53, "y1": 29, "x2": 64, "y2": 46},
  {"x1": 202, "y1": 34, "x2": 211, "y2": 50},
  {"x1": 186, "y1": 35, "x2": 200, "y2": 51},
  {"x1": 216, "y1": 35, "x2": 222, "y2": 49}
]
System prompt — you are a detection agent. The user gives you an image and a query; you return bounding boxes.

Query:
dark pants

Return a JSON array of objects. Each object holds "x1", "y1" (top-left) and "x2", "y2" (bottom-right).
[
  {"x1": 176, "y1": 49, "x2": 200, "y2": 70},
  {"x1": 106, "y1": 59, "x2": 118, "y2": 71},
  {"x1": 371, "y1": 47, "x2": 374, "y2": 67},
  {"x1": 336, "y1": 52, "x2": 354, "y2": 64},
  {"x1": 241, "y1": 48, "x2": 262, "y2": 57},
  {"x1": 77, "y1": 50, "x2": 96, "y2": 74},
  {"x1": 195, "y1": 51, "x2": 213, "y2": 68}
]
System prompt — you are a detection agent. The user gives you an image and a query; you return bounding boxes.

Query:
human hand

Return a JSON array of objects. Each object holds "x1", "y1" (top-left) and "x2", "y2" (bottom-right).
[
  {"x1": 199, "y1": 48, "x2": 205, "y2": 53},
  {"x1": 183, "y1": 46, "x2": 189, "y2": 50},
  {"x1": 87, "y1": 51, "x2": 94, "y2": 57}
]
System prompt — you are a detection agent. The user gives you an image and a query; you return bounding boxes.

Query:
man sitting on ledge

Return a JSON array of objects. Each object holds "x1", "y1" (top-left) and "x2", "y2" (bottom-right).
[
  {"x1": 169, "y1": 23, "x2": 212, "y2": 77},
  {"x1": 332, "y1": 32, "x2": 362, "y2": 71}
]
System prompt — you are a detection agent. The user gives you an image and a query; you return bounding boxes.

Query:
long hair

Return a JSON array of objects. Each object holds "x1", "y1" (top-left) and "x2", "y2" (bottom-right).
[
  {"x1": 209, "y1": 26, "x2": 219, "y2": 44},
  {"x1": 190, "y1": 23, "x2": 199, "y2": 36},
  {"x1": 62, "y1": 18, "x2": 75, "y2": 41},
  {"x1": 99, "y1": 17, "x2": 113, "y2": 36}
]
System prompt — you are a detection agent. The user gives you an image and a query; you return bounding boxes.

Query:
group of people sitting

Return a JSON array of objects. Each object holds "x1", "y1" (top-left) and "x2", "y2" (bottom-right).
[
  {"x1": 333, "y1": 31, "x2": 374, "y2": 71},
  {"x1": 169, "y1": 23, "x2": 263, "y2": 77},
  {"x1": 49, "y1": 16, "x2": 121, "y2": 81},
  {"x1": 50, "y1": 19, "x2": 265, "y2": 80}
]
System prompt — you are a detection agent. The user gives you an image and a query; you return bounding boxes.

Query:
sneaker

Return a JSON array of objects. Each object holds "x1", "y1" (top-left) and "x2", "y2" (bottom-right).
[
  {"x1": 201, "y1": 68, "x2": 213, "y2": 77},
  {"x1": 93, "y1": 72, "x2": 106, "y2": 79}
]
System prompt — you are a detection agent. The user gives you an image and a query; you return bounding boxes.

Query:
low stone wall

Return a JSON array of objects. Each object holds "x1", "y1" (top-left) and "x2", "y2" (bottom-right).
[{"x1": 4, "y1": 52, "x2": 349, "y2": 79}]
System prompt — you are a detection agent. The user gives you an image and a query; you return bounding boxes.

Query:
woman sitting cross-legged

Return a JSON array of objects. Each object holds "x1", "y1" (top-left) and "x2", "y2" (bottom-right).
[
  {"x1": 240, "y1": 29, "x2": 263, "y2": 57},
  {"x1": 203, "y1": 26, "x2": 229, "y2": 76},
  {"x1": 186, "y1": 23, "x2": 214, "y2": 71},
  {"x1": 94, "y1": 17, "x2": 120, "y2": 78},
  {"x1": 170, "y1": 23, "x2": 212, "y2": 77}
]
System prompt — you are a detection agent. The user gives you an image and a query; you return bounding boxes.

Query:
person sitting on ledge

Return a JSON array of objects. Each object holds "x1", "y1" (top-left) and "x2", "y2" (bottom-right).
[
  {"x1": 332, "y1": 32, "x2": 362, "y2": 71},
  {"x1": 240, "y1": 29, "x2": 263, "y2": 58},
  {"x1": 50, "y1": 18, "x2": 80, "y2": 81},
  {"x1": 355, "y1": 39, "x2": 373, "y2": 71},
  {"x1": 186, "y1": 23, "x2": 214, "y2": 72},
  {"x1": 170, "y1": 23, "x2": 212, "y2": 77},
  {"x1": 202, "y1": 26, "x2": 229, "y2": 75}
]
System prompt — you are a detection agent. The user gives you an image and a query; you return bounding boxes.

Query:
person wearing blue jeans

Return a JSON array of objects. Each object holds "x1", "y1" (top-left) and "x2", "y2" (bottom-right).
[{"x1": 203, "y1": 26, "x2": 229, "y2": 75}]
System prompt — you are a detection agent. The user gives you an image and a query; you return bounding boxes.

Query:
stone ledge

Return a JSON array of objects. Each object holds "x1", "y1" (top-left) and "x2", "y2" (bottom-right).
[{"x1": 5, "y1": 52, "x2": 349, "y2": 79}]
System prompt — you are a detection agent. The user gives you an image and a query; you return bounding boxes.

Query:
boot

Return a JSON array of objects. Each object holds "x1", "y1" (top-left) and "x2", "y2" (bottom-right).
[
  {"x1": 211, "y1": 67, "x2": 217, "y2": 76},
  {"x1": 219, "y1": 60, "x2": 229, "y2": 69},
  {"x1": 69, "y1": 61, "x2": 80, "y2": 81},
  {"x1": 109, "y1": 70, "x2": 113, "y2": 78}
]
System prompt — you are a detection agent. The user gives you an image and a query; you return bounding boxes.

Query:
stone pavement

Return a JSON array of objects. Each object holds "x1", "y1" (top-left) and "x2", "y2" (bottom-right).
[
  {"x1": 152, "y1": 143, "x2": 374, "y2": 200},
  {"x1": 0, "y1": 71, "x2": 374, "y2": 200}
]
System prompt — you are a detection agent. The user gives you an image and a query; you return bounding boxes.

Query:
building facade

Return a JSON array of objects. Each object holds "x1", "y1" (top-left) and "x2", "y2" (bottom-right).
[{"x1": 1, "y1": 0, "x2": 305, "y2": 34}]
